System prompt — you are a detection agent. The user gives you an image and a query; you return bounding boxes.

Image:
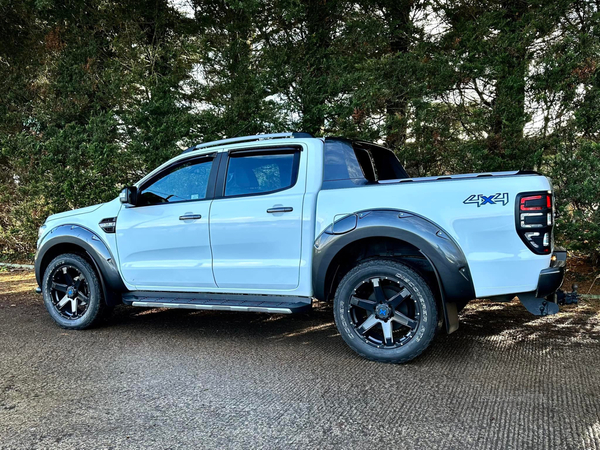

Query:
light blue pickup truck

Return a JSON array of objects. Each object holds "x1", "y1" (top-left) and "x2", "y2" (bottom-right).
[{"x1": 35, "y1": 133, "x2": 565, "y2": 363}]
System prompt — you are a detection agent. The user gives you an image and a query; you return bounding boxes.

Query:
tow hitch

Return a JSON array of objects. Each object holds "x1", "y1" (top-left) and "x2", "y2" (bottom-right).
[
  {"x1": 519, "y1": 284, "x2": 579, "y2": 316},
  {"x1": 556, "y1": 284, "x2": 579, "y2": 306}
]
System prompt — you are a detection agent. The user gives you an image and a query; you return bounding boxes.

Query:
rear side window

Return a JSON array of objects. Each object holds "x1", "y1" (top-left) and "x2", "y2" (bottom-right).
[
  {"x1": 138, "y1": 158, "x2": 213, "y2": 206},
  {"x1": 323, "y1": 140, "x2": 365, "y2": 181},
  {"x1": 323, "y1": 139, "x2": 408, "y2": 184},
  {"x1": 225, "y1": 150, "x2": 300, "y2": 197}
]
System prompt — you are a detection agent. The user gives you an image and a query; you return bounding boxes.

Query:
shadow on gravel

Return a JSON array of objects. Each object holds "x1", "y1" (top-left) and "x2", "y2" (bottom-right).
[
  {"x1": 1, "y1": 269, "x2": 599, "y2": 350},
  {"x1": 109, "y1": 302, "x2": 339, "y2": 340},
  {"x1": 104, "y1": 296, "x2": 600, "y2": 350},
  {"x1": 460, "y1": 298, "x2": 600, "y2": 343}
]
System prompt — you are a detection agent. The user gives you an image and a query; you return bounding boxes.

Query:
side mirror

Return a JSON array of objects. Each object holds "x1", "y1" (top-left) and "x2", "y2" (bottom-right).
[{"x1": 119, "y1": 186, "x2": 138, "y2": 205}]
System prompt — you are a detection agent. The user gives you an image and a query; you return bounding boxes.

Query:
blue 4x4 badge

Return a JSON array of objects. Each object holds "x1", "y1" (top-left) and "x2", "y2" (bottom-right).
[{"x1": 463, "y1": 193, "x2": 509, "y2": 207}]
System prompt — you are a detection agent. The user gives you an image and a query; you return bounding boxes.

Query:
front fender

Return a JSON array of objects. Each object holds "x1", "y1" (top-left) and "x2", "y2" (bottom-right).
[
  {"x1": 312, "y1": 210, "x2": 476, "y2": 306},
  {"x1": 35, "y1": 225, "x2": 127, "y2": 301}
]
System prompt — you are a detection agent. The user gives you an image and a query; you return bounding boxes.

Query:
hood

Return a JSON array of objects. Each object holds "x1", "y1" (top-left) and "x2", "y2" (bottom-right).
[{"x1": 45, "y1": 203, "x2": 104, "y2": 223}]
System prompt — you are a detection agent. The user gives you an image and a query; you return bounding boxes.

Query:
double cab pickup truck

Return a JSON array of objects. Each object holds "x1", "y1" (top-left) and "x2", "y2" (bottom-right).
[{"x1": 35, "y1": 132, "x2": 566, "y2": 363}]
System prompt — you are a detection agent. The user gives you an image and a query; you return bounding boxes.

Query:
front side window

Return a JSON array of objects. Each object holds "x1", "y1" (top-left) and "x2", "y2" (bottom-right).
[
  {"x1": 225, "y1": 150, "x2": 299, "y2": 197},
  {"x1": 138, "y1": 158, "x2": 213, "y2": 206}
]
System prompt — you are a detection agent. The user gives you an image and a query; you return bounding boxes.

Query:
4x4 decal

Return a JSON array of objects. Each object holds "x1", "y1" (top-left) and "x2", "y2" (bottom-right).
[{"x1": 463, "y1": 193, "x2": 509, "y2": 207}]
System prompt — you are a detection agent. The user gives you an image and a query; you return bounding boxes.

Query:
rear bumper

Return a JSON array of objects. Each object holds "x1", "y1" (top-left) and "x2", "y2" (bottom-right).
[{"x1": 535, "y1": 250, "x2": 566, "y2": 298}]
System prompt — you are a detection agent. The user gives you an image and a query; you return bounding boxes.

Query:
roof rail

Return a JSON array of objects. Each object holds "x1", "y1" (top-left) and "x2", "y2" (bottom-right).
[{"x1": 183, "y1": 132, "x2": 314, "y2": 153}]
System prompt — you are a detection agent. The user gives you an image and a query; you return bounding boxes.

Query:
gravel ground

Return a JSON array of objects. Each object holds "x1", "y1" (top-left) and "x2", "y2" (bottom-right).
[{"x1": 1, "y1": 269, "x2": 600, "y2": 450}]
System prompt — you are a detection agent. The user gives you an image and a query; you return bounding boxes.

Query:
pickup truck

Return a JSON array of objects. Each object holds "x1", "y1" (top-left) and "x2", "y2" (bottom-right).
[{"x1": 35, "y1": 132, "x2": 566, "y2": 363}]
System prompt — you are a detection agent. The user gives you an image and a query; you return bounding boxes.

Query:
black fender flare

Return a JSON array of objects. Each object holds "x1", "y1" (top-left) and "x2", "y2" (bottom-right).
[
  {"x1": 35, "y1": 224, "x2": 127, "y2": 306},
  {"x1": 312, "y1": 210, "x2": 476, "y2": 331}
]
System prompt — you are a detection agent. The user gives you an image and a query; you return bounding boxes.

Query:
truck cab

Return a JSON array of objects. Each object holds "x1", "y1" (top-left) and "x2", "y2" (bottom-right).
[{"x1": 35, "y1": 132, "x2": 565, "y2": 363}]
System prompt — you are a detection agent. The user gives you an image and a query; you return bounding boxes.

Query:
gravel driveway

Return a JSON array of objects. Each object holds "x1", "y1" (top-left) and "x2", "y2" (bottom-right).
[{"x1": 1, "y1": 270, "x2": 599, "y2": 449}]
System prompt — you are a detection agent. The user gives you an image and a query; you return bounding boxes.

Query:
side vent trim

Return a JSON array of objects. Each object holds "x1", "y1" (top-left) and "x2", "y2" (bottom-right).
[{"x1": 99, "y1": 217, "x2": 117, "y2": 233}]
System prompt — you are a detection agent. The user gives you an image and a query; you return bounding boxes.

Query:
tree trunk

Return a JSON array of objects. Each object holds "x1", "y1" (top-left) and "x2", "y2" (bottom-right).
[
  {"x1": 487, "y1": 0, "x2": 528, "y2": 170},
  {"x1": 298, "y1": 0, "x2": 338, "y2": 135},
  {"x1": 379, "y1": 0, "x2": 415, "y2": 149}
]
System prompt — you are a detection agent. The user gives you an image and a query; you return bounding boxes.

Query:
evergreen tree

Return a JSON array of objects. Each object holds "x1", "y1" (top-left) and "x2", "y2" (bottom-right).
[{"x1": 0, "y1": 0, "x2": 598, "y2": 260}]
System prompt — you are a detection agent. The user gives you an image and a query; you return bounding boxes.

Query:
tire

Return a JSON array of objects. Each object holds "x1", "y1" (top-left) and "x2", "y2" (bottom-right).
[
  {"x1": 333, "y1": 259, "x2": 438, "y2": 364},
  {"x1": 42, "y1": 253, "x2": 106, "y2": 330}
]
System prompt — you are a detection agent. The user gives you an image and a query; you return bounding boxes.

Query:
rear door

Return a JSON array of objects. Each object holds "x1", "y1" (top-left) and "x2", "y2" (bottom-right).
[
  {"x1": 209, "y1": 147, "x2": 306, "y2": 290},
  {"x1": 116, "y1": 154, "x2": 218, "y2": 290}
]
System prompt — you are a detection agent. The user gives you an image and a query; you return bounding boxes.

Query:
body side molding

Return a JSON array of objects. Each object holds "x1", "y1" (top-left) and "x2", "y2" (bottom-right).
[
  {"x1": 35, "y1": 224, "x2": 127, "y2": 304},
  {"x1": 312, "y1": 209, "x2": 476, "y2": 308}
]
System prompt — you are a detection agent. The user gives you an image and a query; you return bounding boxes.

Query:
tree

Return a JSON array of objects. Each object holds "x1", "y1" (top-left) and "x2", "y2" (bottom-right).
[
  {"x1": 431, "y1": 0, "x2": 571, "y2": 171},
  {"x1": 189, "y1": 0, "x2": 288, "y2": 139},
  {"x1": 0, "y1": 0, "x2": 599, "y2": 260},
  {"x1": 262, "y1": 0, "x2": 347, "y2": 136}
]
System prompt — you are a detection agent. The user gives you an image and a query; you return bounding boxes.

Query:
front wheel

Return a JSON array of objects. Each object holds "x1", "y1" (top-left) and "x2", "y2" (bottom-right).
[
  {"x1": 42, "y1": 253, "x2": 106, "y2": 330},
  {"x1": 333, "y1": 259, "x2": 438, "y2": 363}
]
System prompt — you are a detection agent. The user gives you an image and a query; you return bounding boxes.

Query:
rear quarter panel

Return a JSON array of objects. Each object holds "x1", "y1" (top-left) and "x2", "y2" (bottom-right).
[{"x1": 316, "y1": 174, "x2": 552, "y2": 298}]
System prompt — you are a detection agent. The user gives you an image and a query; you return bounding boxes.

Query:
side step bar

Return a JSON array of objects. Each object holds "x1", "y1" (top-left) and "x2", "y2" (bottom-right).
[{"x1": 122, "y1": 291, "x2": 312, "y2": 314}]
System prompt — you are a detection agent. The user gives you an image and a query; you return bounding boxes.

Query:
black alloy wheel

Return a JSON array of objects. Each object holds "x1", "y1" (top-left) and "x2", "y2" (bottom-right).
[
  {"x1": 349, "y1": 276, "x2": 420, "y2": 348},
  {"x1": 334, "y1": 259, "x2": 438, "y2": 363},
  {"x1": 49, "y1": 264, "x2": 91, "y2": 320},
  {"x1": 42, "y1": 253, "x2": 106, "y2": 330}
]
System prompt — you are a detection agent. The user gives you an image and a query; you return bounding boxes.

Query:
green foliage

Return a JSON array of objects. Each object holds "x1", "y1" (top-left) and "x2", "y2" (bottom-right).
[
  {"x1": 552, "y1": 140, "x2": 600, "y2": 263},
  {"x1": 0, "y1": 0, "x2": 599, "y2": 259}
]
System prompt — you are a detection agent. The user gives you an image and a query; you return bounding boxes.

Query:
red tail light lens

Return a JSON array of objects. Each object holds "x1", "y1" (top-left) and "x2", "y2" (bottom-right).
[{"x1": 520, "y1": 195, "x2": 546, "y2": 211}]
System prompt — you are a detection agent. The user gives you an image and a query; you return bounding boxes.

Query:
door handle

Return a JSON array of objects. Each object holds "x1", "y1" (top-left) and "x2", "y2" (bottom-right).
[
  {"x1": 179, "y1": 214, "x2": 202, "y2": 220},
  {"x1": 267, "y1": 207, "x2": 293, "y2": 213}
]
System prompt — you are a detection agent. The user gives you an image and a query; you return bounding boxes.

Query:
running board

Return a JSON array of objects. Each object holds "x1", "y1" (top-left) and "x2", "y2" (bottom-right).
[{"x1": 122, "y1": 291, "x2": 312, "y2": 314}]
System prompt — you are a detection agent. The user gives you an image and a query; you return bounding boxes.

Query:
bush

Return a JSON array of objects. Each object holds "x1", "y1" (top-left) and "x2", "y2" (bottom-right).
[{"x1": 552, "y1": 141, "x2": 600, "y2": 263}]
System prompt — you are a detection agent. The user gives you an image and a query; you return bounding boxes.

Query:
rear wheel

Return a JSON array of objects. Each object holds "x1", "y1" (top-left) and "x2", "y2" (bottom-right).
[
  {"x1": 42, "y1": 253, "x2": 106, "y2": 330},
  {"x1": 333, "y1": 259, "x2": 437, "y2": 363}
]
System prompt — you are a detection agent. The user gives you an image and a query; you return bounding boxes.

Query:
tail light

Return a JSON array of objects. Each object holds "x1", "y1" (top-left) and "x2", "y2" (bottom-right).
[{"x1": 515, "y1": 191, "x2": 553, "y2": 254}]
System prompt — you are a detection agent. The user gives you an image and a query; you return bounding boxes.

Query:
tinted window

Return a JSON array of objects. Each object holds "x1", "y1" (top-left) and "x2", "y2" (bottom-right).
[
  {"x1": 225, "y1": 151, "x2": 299, "y2": 197},
  {"x1": 139, "y1": 158, "x2": 213, "y2": 206},
  {"x1": 323, "y1": 140, "x2": 365, "y2": 181},
  {"x1": 323, "y1": 139, "x2": 409, "y2": 184},
  {"x1": 362, "y1": 145, "x2": 409, "y2": 180}
]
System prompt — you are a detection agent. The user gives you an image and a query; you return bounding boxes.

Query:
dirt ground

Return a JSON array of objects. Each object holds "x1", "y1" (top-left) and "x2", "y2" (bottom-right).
[
  {"x1": 563, "y1": 254, "x2": 600, "y2": 296},
  {"x1": 1, "y1": 268, "x2": 600, "y2": 449}
]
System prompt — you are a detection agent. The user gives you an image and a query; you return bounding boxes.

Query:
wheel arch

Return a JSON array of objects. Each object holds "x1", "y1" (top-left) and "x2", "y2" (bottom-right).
[
  {"x1": 35, "y1": 225, "x2": 126, "y2": 306},
  {"x1": 312, "y1": 210, "x2": 476, "y2": 333}
]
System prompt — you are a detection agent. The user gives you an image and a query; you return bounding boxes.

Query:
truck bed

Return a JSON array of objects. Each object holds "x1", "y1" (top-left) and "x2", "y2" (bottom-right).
[{"x1": 315, "y1": 171, "x2": 552, "y2": 298}]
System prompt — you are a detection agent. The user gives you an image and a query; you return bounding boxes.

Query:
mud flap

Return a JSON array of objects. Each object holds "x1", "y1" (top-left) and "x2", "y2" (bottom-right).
[
  {"x1": 518, "y1": 293, "x2": 560, "y2": 316},
  {"x1": 443, "y1": 301, "x2": 459, "y2": 334}
]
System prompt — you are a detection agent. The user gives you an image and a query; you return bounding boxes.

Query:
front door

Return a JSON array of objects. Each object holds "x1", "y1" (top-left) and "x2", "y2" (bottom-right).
[
  {"x1": 116, "y1": 155, "x2": 217, "y2": 290},
  {"x1": 209, "y1": 147, "x2": 306, "y2": 291}
]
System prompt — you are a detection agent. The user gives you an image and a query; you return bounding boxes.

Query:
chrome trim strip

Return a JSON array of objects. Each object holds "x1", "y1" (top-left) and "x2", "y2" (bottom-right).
[{"x1": 131, "y1": 301, "x2": 294, "y2": 314}]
